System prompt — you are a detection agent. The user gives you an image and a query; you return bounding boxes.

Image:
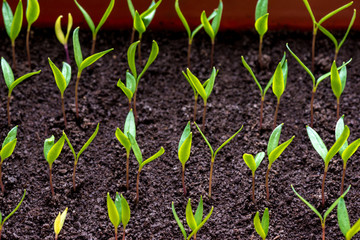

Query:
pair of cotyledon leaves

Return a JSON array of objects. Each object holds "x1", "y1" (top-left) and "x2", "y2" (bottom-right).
[
  {"x1": 54, "y1": 207, "x2": 68, "y2": 236},
  {"x1": 115, "y1": 110, "x2": 136, "y2": 157},
  {"x1": 200, "y1": 0, "x2": 223, "y2": 42},
  {"x1": 338, "y1": 197, "x2": 360, "y2": 240},
  {"x1": 331, "y1": 61, "x2": 348, "y2": 99},
  {"x1": 255, "y1": 0, "x2": 268, "y2": 38},
  {"x1": 132, "y1": 0, "x2": 162, "y2": 36},
  {"x1": 48, "y1": 59, "x2": 71, "y2": 97},
  {"x1": 178, "y1": 122, "x2": 192, "y2": 167},
  {"x1": 254, "y1": 208, "x2": 269, "y2": 240},
  {"x1": 107, "y1": 192, "x2": 130, "y2": 231},
  {"x1": 0, "y1": 125, "x2": 18, "y2": 163},
  {"x1": 55, "y1": 13, "x2": 73, "y2": 46}
]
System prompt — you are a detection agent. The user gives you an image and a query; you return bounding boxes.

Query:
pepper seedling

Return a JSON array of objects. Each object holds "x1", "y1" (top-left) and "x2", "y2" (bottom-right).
[
  {"x1": 337, "y1": 197, "x2": 360, "y2": 240},
  {"x1": 195, "y1": 122, "x2": 243, "y2": 198},
  {"x1": 48, "y1": 58, "x2": 72, "y2": 128},
  {"x1": 175, "y1": 0, "x2": 216, "y2": 68},
  {"x1": 335, "y1": 116, "x2": 360, "y2": 194},
  {"x1": 331, "y1": 61, "x2": 348, "y2": 120},
  {"x1": 126, "y1": 40, "x2": 159, "y2": 123},
  {"x1": 292, "y1": 185, "x2": 350, "y2": 240},
  {"x1": 1, "y1": 57, "x2": 41, "y2": 125},
  {"x1": 73, "y1": 27, "x2": 113, "y2": 119},
  {"x1": 115, "y1": 110, "x2": 136, "y2": 190},
  {"x1": 44, "y1": 135, "x2": 65, "y2": 197},
  {"x1": 172, "y1": 196, "x2": 214, "y2": 240},
  {"x1": 254, "y1": 208, "x2": 269, "y2": 240},
  {"x1": 306, "y1": 124, "x2": 349, "y2": 207},
  {"x1": 255, "y1": 0, "x2": 268, "y2": 68},
  {"x1": 318, "y1": 9, "x2": 356, "y2": 62},
  {"x1": 107, "y1": 192, "x2": 130, "y2": 240},
  {"x1": 2, "y1": 0, "x2": 23, "y2": 70},
  {"x1": 54, "y1": 207, "x2": 68, "y2": 240},
  {"x1": 63, "y1": 123, "x2": 99, "y2": 191},
  {"x1": 55, "y1": 13, "x2": 73, "y2": 63},
  {"x1": 243, "y1": 152, "x2": 265, "y2": 203},
  {"x1": 131, "y1": 0, "x2": 161, "y2": 65},
  {"x1": 117, "y1": 71, "x2": 136, "y2": 111},
  {"x1": 200, "y1": 0, "x2": 223, "y2": 68},
  {"x1": 302, "y1": 0, "x2": 353, "y2": 72},
  {"x1": 286, "y1": 43, "x2": 351, "y2": 127},
  {"x1": 74, "y1": 0, "x2": 115, "y2": 55},
  {"x1": 0, "y1": 189, "x2": 26, "y2": 239},
  {"x1": 128, "y1": 134, "x2": 164, "y2": 203},
  {"x1": 0, "y1": 126, "x2": 17, "y2": 194},
  {"x1": 178, "y1": 122, "x2": 192, "y2": 196},
  {"x1": 184, "y1": 68, "x2": 218, "y2": 131},
  {"x1": 266, "y1": 124, "x2": 294, "y2": 200},
  {"x1": 25, "y1": 0, "x2": 40, "y2": 69}
]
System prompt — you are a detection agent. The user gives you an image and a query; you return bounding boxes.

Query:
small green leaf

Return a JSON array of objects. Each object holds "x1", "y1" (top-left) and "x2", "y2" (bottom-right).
[
  {"x1": 201, "y1": 11, "x2": 214, "y2": 40},
  {"x1": 55, "y1": 15, "x2": 66, "y2": 45},
  {"x1": 127, "y1": 41, "x2": 139, "y2": 79},
  {"x1": 267, "y1": 123, "x2": 283, "y2": 156},
  {"x1": 211, "y1": 0, "x2": 223, "y2": 36},
  {"x1": 1, "y1": 57, "x2": 14, "y2": 89},
  {"x1": 114, "y1": 193, "x2": 122, "y2": 225},
  {"x1": 306, "y1": 126, "x2": 328, "y2": 161},
  {"x1": 338, "y1": 9, "x2": 356, "y2": 51},
  {"x1": 241, "y1": 56, "x2": 263, "y2": 95},
  {"x1": 44, "y1": 135, "x2": 55, "y2": 161},
  {"x1": 62, "y1": 132, "x2": 76, "y2": 162},
  {"x1": 79, "y1": 48, "x2": 113, "y2": 72},
  {"x1": 141, "y1": 0, "x2": 161, "y2": 28},
  {"x1": 318, "y1": 1, "x2": 353, "y2": 24},
  {"x1": 194, "y1": 122, "x2": 214, "y2": 157},
  {"x1": 48, "y1": 58, "x2": 67, "y2": 95},
  {"x1": 255, "y1": 152, "x2": 265, "y2": 168},
  {"x1": 127, "y1": 0, "x2": 135, "y2": 18},
  {"x1": 262, "y1": 208, "x2": 269, "y2": 237},
  {"x1": 347, "y1": 218, "x2": 360, "y2": 240},
  {"x1": 187, "y1": 206, "x2": 214, "y2": 240},
  {"x1": 178, "y1": 122, "x2": 191, "y2": 151},
  {"x1": 46, "y1": 135, "x2": 65, "y2": 167},
  {"x1": 324, "y1": 186, "x2": 350, "y2": 222},
  {"x1": 191, "y1": 10, "x2": 217, "y2": 40},
  {"x1": 9, "y1": 70, "x2": 41, "y2": 94},
  {"x1": 204, "y1": 67, "x2": 217, "y2": 98},
  {"x1": 179, "y1": 132, "x2": 192, "y2": 166},
  {"x1": 120, "y1": 194, "x2": 130, "y2": 229},
  {"x1": 172, "y1": 202, "x2": 187, "y2": 240},
  {"x1": 54, "y1": 207, "x2": 68, "y2": 235},
  {"x1": 128, "y1": 133, "x2": 143, "y2": 165},
  {"x1": 2, "y1": 189, "x2": 26, "y2": 224},
  {"x1": 175, "y1": 0, "x2": 190, "y2": 38},
  {"x1": 342, "y1": 139, "x2": 360, "y2": 164},
  {"x1": 2, "y1": 126, "x2": 17, "y2": 149},
  {"x1": 124, "y1": 110, "x2": 136, "y2": 138},
  {"x1": 2, "y1": 0, "x2": 14, "y2": 37},
  {"x1": 134, "y1": 11, "x2": 146, "y2": 34},
  {"x1": 0, "y1": 139, "x2": 17, "y2": 162},
  {"x1": 117, "y1": 79, "x2": 133, "y2": 100},
  {"x1": 140, "y1": 147, "x2": 164, "y2": 168},
  {"x1": 115, "y1": 128, "x2": 131, "y2": 153},
  {"x1": 272, "y1": 62, "x2": 284, "y2": 99},
  {"x1": 325, "y1": 126, "x2": 349, "y2": 169},
  {"x1": 269, "y1": 136, "x2": 294, "y2": 166},
  {"x1": 138, "y1": 40, "x2": 159, "y2": 82},
  {"x1": 194, "y1": 196, "x2": 203, "y2": 226},
  {"x1": 107, "y1": 192, "x2": 120, "y2": 229},
  {"x1": 291, "y1": 185, "x2": 323, "y2": 222},
  {"x1": 214, "y1": 125, "x2": 243, "y2": 158},
  {"x1": 254, "y1": 212, "x2": 266, "y2": 239},
  {"x1": 26, "y1": 0, "x2": 40, "y2": 26},
  {"x1": 186, "y1": 69, "x2": 207, "y2": 101},
  {"x1": 255, "y1": 13, "x2": 268, "y2": 37},
  {"x1": 335, "y1": 115, "x2": 348, "y2": 156},
  {"x1": 95, "y1": 0, "x2": 115, "y2": 34},
  {"x1": 126, "y1": 71, "x2": 136, "y2": 94},
  {"x1": 243, "y1": 153, "x2": 256, "y2": 173},
  {"x1": 73, "y1": 27, "x2": 83, "y2": 68},
  {"x1": 74, "y1": 0, "x2": 95, "y2": 33},
  {"x1": 255, "y1": 0, "x2": 268, "y2": 20},
  {"x1": 76, "y1": 123, "x2": 100, "y2": 161},
  {"x1": 339, "y1": 64, "x2": 347, "y2": 94},
  {"x1": 62, "y1": 62, "x2": 71, "y2": 87},
  {"x1": 337, "y1": 197, "x2": 351, "y2": 236},
  {"x1": 331, "y1": 61, "x2": 342, "y2": 98},
  {"x1": 186, "y1": 199, "x2": 197, "y2": 231},
  {"x1": 10, "y1": 0, "x2": 23, "y2": 42}
]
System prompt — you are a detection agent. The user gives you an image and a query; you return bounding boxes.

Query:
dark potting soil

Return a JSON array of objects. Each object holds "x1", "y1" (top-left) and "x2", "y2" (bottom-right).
[{"x1": 0, "y1": 27, "x2": 360, "y2": 240}]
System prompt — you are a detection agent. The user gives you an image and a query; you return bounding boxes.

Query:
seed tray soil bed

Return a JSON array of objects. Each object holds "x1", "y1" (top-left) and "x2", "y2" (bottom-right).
[{"x1": 0, "y1": 28, "x2": 360, "y2": 239}]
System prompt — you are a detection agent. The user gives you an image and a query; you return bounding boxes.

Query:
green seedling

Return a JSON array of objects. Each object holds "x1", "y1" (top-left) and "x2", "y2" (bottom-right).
[
  {"x1": 255, "y1": 0, "x2": 268, "y2": 68},
  {"x1": 292, "y1": 185, "x2": 350, "y2": 240},
  {"x1": 115, "y1": 110, "x2": 136, "y2": 190},
  {"x1": 306, "y1": 124, "x2": 349, "y2": 207},
  {"x1": 126, "y1": 40, "x2": 159, "y2": 123},
  {"x1": 128, "y1": 134, "x2": 164, "y2": 203},
  {"x1": 175, "y1": 0, "x2": 217, "y2": 68},
  {"x1": 0, "y1": 189, "x2": 26, "y2": 240},
  {"x1": 131, "y1": 0, "x2": 162, "y2": 65},
  {"x1": 2, "y1": 0, "x2": 23, "y2": 70},
  {"x1": 243, "y1": 152, "x2": 265, "y2": 203},
  {"x1": 266, "y1": 124, "x2": 294, "y2": 200},
  {"x1": 1, "y1": 57, "x2": 41, "y2": 125},
  {"x1": 302, "y1": 0, "x2": 353, "y2": 72},
  {"x1": 172, "y1": 196, "x2": 214, "y2": 240},
  {"x1": 0, "y1": 126, "x2": 17, "y2": 194},
  {"x1": 44, "y1": 135, "x2": 65, "y2": 197},
  {"x1": 117, "y1": 71, "x2": 136, "y2": 111},
  {"x1": 331, "y1": 61, "x2": 348, "y2": 120},
  {"x1": 286, "y1": 44, "x2": 351, "y2": 127},
  {"x1": 63, "y1": 123, "x2": 99, "y2": 191},
  {"x1": 318, "y1": 9, "x2": 356, "y2": 62},
  {"x1": 48, "y1": 58, "x2": 72, "y2": 128},
  {"x1": 195, "y1": 122, "x2": 243, "y2": 198},
  {"x1": 73, "y1": 27, "x2": 113, "y2": 119},
  {"x1": 107, "y1": 192, "x2": 130, "y2": 240},
  {"x1": 200, "y1": 0, "x2": 223, "y2": 67},
  {"x1": 178, "y1": 122, "x2": 192, "y2": 196},
  {"x1": 25, "y1": 0, "x2": 40, "y2": 68},
  {"x1": 337, "y1": 197, "x2": 360, "y2": 240},
  {"x1": 55, "y1": 13, "x2": 73, "y2": 63},
  {"x1": 183, "y1": 67, "x2": 218, "y2": 131},
  {"x1": 335, "y1": 116, "x2": 360, "y2": 194},
  {"x1": 54, "y1": 207, "x2": 68, "y2": 240},
  {"x1": 74, "y1": 0, "x2": 115, "y2": 55},
  {"x1": 254, "y1": 208, "x2": 269, "y2": 240}
]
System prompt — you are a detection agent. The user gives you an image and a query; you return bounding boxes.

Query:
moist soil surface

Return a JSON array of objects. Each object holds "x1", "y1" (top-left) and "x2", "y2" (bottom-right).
[{"x1": 0, "y1": 28, "x2": 360, "y2": 240}]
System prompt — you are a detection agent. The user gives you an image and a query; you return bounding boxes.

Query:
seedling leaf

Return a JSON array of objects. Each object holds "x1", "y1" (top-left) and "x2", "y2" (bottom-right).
[
  {"x1": 214, "y1": 125, "x2": 243, "y2": 158},
  {"x1": 2, "y1": 189, "x2": 26, "y2": 223},
  {"x1": 138, "y1": 40, "x2": 159, "y2": 82},
  {"x1": 74, "y1": 0, "x2": 95, "y2": 32},
  {"x1": 140, "y1": 147, "x2": 164, "y2": 168},
  {"x1": 172, "y1": 202, "x2": 187, "y2": 240},
  {"x1": 76, "y1": 123, "x2": 99, "y2": 161},
  {"x1": 255, "y1": 13, "x2": 268, "y2": 37},
  {"x1": 79, "y1": 48, "x2": 113, "y2": 71},
  {"x1": 269, "y1": 136, "x2": 294, "y2": 165},
  {"x1": 107, "y1": 192, "x2": 120, "y2": 229},
  {"x1": 54, "y1": 207, "x2": 68, "y2": 235},
  {"x1": 128, "y1": 133, "x2": 143, "y2": 164},
  {"x1": 337, "y1": 197, "x2": 351, "y2": 236},
  {"x1": 186, "y1": 198, "x2": 197, "y2": 231},
  {"x1": 26, "y1": 0, "x2": 40, "y2": 26},
  {"x1": 267, "y1": 124, "x2": 283, "y2": 156},
  {"x1": 306, "y1": 126, "x2": 328, "y2": 161}
]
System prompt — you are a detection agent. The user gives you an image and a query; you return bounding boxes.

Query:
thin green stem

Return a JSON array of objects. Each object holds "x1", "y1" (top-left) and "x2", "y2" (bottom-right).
[
  {"x1": 133, "y1": 90, "x2": 138, "y2": 124},
  {"x1": 265, "y1": 167, "x2": 270, "y2": 201},
  {"x1": 75, "y1": 72, "x2": 82, "y2": 119},
  {"x1": 0, "y1": 163, "x2": 4, "y2": 194},
  {"x1": 334, "y1": 49, "x2": 339, "y2": 62},
  {"x1": 187, "y1": 40, "x2": 192, "y2": 69},
  {"x1": 61, "y1": 95, "x2": 67, "y2": 128},
  {"x1": 210, "y1": 39, "x2": 215, "y2": 68},
  {"x1": 182, "y1": 164, "x2": 186, "y2": 196},
  {"x1": 252, "y1": 173, "x2": 256, "y2": 203},
  {"x1": 273, "y1": 98, "x2": 280, "y2": 130},
  {"x1": 193, "y1": 96, "x2": 198, "y2": 122},
  {"x1": 49, "y1": 166, "x2": 55, "y2": 197},
  {"x1": 209, "y1": 157, "x2": 214, "y2": 198},
  {"x1": 341, "y1": 164, "x2": 346, "y2": 195},
  {"x1": 259, "y1": 96, "x2": 264, "y2": 130},
  {"x1": 7, "y1": 94, "x2": 11, "y2": 126},
  {"x1": 126, "y1": 152, "x2": 130, "y2": 190},
  {"x1": 138, "y1": 34, "x2": 142, "y2": 66},
  {"x1": 321, "y1": 169, "x2": 327, "y2": 207},
  {"x1": 337, "y1": 97, "x2": 340, "y2": 121},
  {"x1": 136, "y1": 169, "x2": 141, "y2": 204},
  {"x1": 202, "y1": 102, "x2": 207, "y2": 132},
  {"x1": 310, "y1": 88, "x2": 316, "y2": 127},
  {"x1": 311, "y1": 27, "x2": 317, "y2": 73}
]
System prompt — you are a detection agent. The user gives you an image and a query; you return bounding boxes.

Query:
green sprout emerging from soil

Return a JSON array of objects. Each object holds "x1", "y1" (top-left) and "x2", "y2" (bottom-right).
[
  {"x1": 175, "y1": 0, "x2": 217, "y2": 69},
  {"x1": 44, "y1": 135, "x2": 65, "y2": 197},
  {"x1": 25, "y1": 0, "x2": 40, "y2": 69},
  {"x1": 115, "y1": 110, "x2": 136, "y2": 190},
  {"x1": 48, "y1": 58, "x2": 72, "y2": 128},
  {"x1": 117, "y1": 71, "x2": 136, "y2": 111},
  {"x1": 302, "y1": 0, "x2": 353, "y2": 72},
  {"x1": 255, "y1": 0, "x2": 268, "y2": 68},
  {"x1": 172, "y1": 196, "x2": 214, "y2": 240},
  {"x1": 195, "y1": 122, "x2": 243, "y2": 198},
  {"x1": 0, "y1": 126, "x2": 17, "y2": 194},
  {"x1": 1, "y1": 57, "x2": 41, "y2": 125},
  {"x1": 74, "y1": 0, "x2": 115, "y2": 55},
  {"x1": 306, "y1": 124, "x2": 349, "y2": 207},
  {"x1": 200, "y1": 0, "x2": 223, "y2": 68},
  {"x1": 254, "y1": 208, "x2": 269, "y2": 240},
  {"x1": 331, "y1": 61, "x2": 348, "y2": 120},
  {"x1": 243, "y1": 152, "x2": 265, "y2": 203},
  {"x1": 335, "y1": 116, "x2": 360, "y2": 194},
  {"x1": 73, "y1": 27, "x2": 113, "y2": 119},
  {"x1": 55, "y1": 13, "x2": 73, "y2": 63},
  {"x1": 128, "y1": 134, "x2": 164, "y2": 203},
  {"x1": 0, "y1": 189, "x2": 26, "y2": 240},
  {"x1": 178, "y1": 122, "x2": 192, "y2": 196},
  {"x1": 337, "y1": 197, "x2": 360, "y2": 240},
  {"x1": 54, "y1": 207, "x2": 68, "y2": 240},
  {"x1": 107, "y1": 192, "x2": 130, "y2": 240},
  {"x1": 2, "y1": 0, "x2": 23, "y2": 70},
  {"x1": 266, "y1": 124, "x2": 294, "y2": 200},
  {"x1": 292, "y1": 185, "x2": 350, "y2": 240},
  {"x1": 63, "y1": 123, "x2": 99, "y2": 191}
]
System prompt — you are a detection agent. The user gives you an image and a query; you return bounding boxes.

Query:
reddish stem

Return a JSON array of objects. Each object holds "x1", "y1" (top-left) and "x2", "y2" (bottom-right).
[
  {"x1": 0, "y1": 163, "x2": 4, "y2": 194},
  {"x1": 55, "y1": 234, "x2": 58, "y2": 240},
  {"x1": 334, "y1": 49, "x2": 338, "y2": 62},
  {"x1": 91, "y1": 35, "x2": 97, "y2": 56},
  {"x1": 337, "y1": 97, "x2": 340, "y2": 121},
  {"x1": 193, "y1": 97, "x2": 198, "y2": 122},
  {"x1": 7, "y1": 95, "x2": 11, "y2": 126},
  {"x1": 252, "y1": 173, "x2": 256, "y2": 203},
  {"x1": 26, "y1": 28, "x2": 31, "y2": 69},
  {"x1": 126, "y1": 153, "x2": 129, "y2": 190},
  {"x1": 258, "y1": 36, "x2": 263, "y2": 69},
  {"x1": 122, "y1": 228, "x2": 126, "y2": 240},
  {"x1": 322, "y1": 223, "x2": 325, "y2": 240},
  {"x1": 182, "y1": 165, "x2": 187, "y2": 196},
  {"x1": 265, "y1": 167, "x2": 270, "y2": 201},
  {"x1": 187, "y1": 41, "x2": 192, "y2": 69},
  {"x1": 11, "y1": 41, "x2": 16, "y2": 70},
  {"x1": 49, "y1": 167, "x2": 55, "y2": 197},
  {"x1": 321, "y1": 169, "x2": 327, "y2": 207},
  {"x1": 209, "y1": 158, "x2": 214, "y2": 198},
  {"x1": 273, "y1": 98, "x2": 280, "y2": 130},
  {"x1": 115, "y1": 227, "x2": 118, "y2": 240},
  {"x1": 210, "y1": 40, "x2": 214, "y2": 68},
  {"x1": 61, "y1": 96, "x2": 67, "y2": 128},
  {"x1": 138, "y1": 35, "x2": 142, "y2": 66},
  {"x1": 128, "y1": 100, "x2": 131, "y2": 112},
  {"x1": 75, "y1": 73, "x2": 81, "y2": 119},
  {"x1": 311, "y1": 30, "x2": 316, "y2": 73},
  {"x1": 130, "y1": 28, "x2": 135, "y2": 44},
  {"x1": 341, "y1": 165, "x2": 346, "y2": 195},
  {"x1": 136, "y1": 169, "x2": 141, "y2": 204},
  {"x1": 133, "y1": 91, "x2": 138, "y2": 124},
  {"x1": 64, "y1": 44, "x2": 71, "y2": 64},
  {"x1": 72, "y1": 164, "x2": 77, "y2": 191},
  {"x1": 259, "y1": 96, "x2": 264, "y2": 130},
  {"x1": 202, "y1": 102, "x2": 207, "y2": 132},
  {"x1": 194, "y1": 233, "x2": 197, "y2": 240},
  {"x1": 310, "y1": 89, "x2": 315, "y2": 128}
]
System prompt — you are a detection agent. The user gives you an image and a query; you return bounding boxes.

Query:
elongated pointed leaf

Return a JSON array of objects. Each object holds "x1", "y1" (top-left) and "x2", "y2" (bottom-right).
[
  {"x1": 194, "y1": 122, "x2": 214, "y2": 156},
  {"x1": 325, "y1": 126, "x2": 350, "y2": 168},
  {"x1": 2, "y1": 0, "x2": 14, "y2": 37},
  {"x1": 211, "y1": 0, "x2": 223, "y2": 36},
  {"x1": 2, "y1": 126, "x2": 18, "y2": 149},
  {"x1": 115, "y1": 128, "x2": 131, "y2": 153},
  {"x1": 55, "y1": 16, "x2": 66, "y2": 44},
  {"x1": 179, "y1": 133, "x2": 192, "y2": 165},
  {"x1": 140, "y1": 147, "x2": 164, "y2": 168},
  {"x1": 272, "y1": 62, "x2": 284, "y2": 99},
  {"x1": 107, "y1": 193, "x2": 120, "y2": 229},
  {"x1": 65, "y1": 13, "x2": 73, "y2": 42},
  {"x1": 267, "y1": 124, "x2": 283, "y2": 156},
  {"x1": 337, "y1": 197, "x2": 351, "y2": 236},
  {"x1": 291, "y1": 185, "x2": 323, "y2": 222},
  {"x1": 95, "y1": 0, "x2": 115, "y2": 34},
  {"x1": 79, "y1": 48, "x2": 113, "y2": 72},
  {"x1": 175, "y1": 0, "x2": 190, "y2": 38},
  {"x1": 339, "y1": 65, "x2": 347, "y2": 94},
  {"x1": 138, "y1": 40, "x2": 159, "y2": 81},
  {"x1": 0, "y1": 211, "x2": 2, "y2": 224},
  {"x1": 48, "y1": 58, "x2": 67, "y2": 94},
  {"x1": 204, "y1": 67, "x2": 217, "y2": 98},
  {"x1": 10, "y1": 0, "x2": 23, "y2": 41},
  {"x1": 127, "y1": 0, "x2": 135, "y2": 18},
  {"x1": 141, "y1": 1, "x2": 159, "y2": 28},
  {"x1": 1, "y1": 57, "x2": 14, "y2": 89},
  {"x1": 0, "y1": 139, "x2": 17, "y2": 162},
  {"x1": 241, "y1": 56, "x2": 263, "y2": 95},
  {"x1": 74, "y1": 0, "x2": 95, "y2": 33},
  {"x1": 44, "y1": 136, "x2": 55, "y2": 161},
  {"x1": 194, "y1": 196, "x2": 203, "y2": 226},
  {"x1": 117, "y1": 79, "x2": 133, "y2": 100},
  {"x1": 2, "y1": 189, "x2": 26, "y2": 224},
  {"x1": 54, "y1": 207, "x2": 68, "y2": 235},
  {"x1": 114, "y1": 193, "x2": 122, "y2": 226},
  {"x1": 134, "y1": 11, "x2": 146, "y2": 34},
  {"x1": 318, "y1": 25, "x2": 338, "y2": 49},
  {"x1": 26, "y1": 0, "x2": 40, "y2": 26},
  {"x1": 128, "y1": 133, "x2": 142, "y2": 164},
  {"x1": 9, "y1": 70, "x2": 41, "y2": 93},
  {"x1": 347, "y1": 218, "x2": 360, "y2": 239},
  {"x1": 214, "y1": 126, "x2": 243, "y2": 158},
  {"x1": 201, "y1": 11, "x2": 214, "y2": 40},
  {"x1": 335, "y1": 115, "x2": 348, "y2": 156},
  {"x1": 191, "y1": 10, "x2": 217, "y2": 39},
  {"x1": 124, "y1": 110, "x2": 136, "y2": 138},
  {"x1": 179, "y1": 122, "x2": 191, "y2": 151},
  {"x1": 73, "y1": 27, "x2": 83, "y2": 68},
  {"x1": 187, "y1": 206, "x2": 214, "y2": 240},
  {"x1": 127, "y1": 41, "x2": 139, "y2": 80},
  {"x1": 338, "y1": 9, "x2": 356, "y2": 50},
  {"x1": 306, "y1": 126, "x2": 328, "y2": 161},
  {"x1": 255, "y1": 0, "x2": 268, "y2": 20},
  {"x1": 62, "y1": 62, "x2": 71, "y2": 87},
  {"x1": 46, "y1": 135, "x2": 65, "y2": 167},
  {"x1": 331, "y1": 61, "x2": 342, "y2": 98},
  {"x1": 255, "y1": 152, "x2": 265, "y2": 169},
  {"x1": 324, "y1": 186, "x2": 350, "y2": 222},
  {"x1": 126, "y1": 71, "x2": 136, "y2": 93},
  {"x1": 269, "y1": 136, "x2": 295, "y2": 166},
  {"x1": 186, "y1": 199, "x2": 197, "y2": 231},
  {"x1": 255, "y1": 13, "x2": 268, "y2": 37},
  {"x1": 63, "y1": 132, "x2": 77, "y2": 161},
  {"x1": 120, "y1": 194, "x2": 130, "y2": 229},
  {"x1": 262, "y1": 208, "x2": 269, "y2": 236},
  {"x1": 318, "y1": 1, "x2": 353, "y2": 24},
  {"x1": 342, "y1": 139, "x2": 360, "y2": 164},
  {"x1": 76, "y1": 123, "x2": 100, "y2": 161},
  {"x1": 254, "y1": 212, "x2": 266, "y2": 239},
  {"x1": 186, "y1": 69, "x2": 207, "y2": 101},
  {"x1": 243, "y1": 153, "x2": 256, "y2": 173},
  {"x1": 171, "y1": 202, "x2": 187, "y2": 240}
]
